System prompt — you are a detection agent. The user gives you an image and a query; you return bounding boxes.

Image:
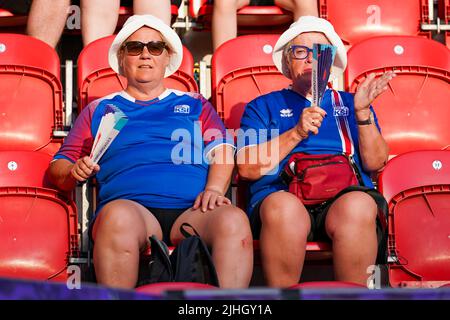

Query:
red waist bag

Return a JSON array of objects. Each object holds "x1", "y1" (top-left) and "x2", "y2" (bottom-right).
[{"x1": 282, "y1": 153, "x2": 361, "y2": 206}]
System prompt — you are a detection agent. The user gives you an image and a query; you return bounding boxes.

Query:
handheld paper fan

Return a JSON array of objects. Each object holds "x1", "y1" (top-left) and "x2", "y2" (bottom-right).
[
  {"x1": 311, "y1": 43, "x2": 337, "y2": 106},
  {"x1": 90, "y1": 104, "x2": 129, "y2": 164}
]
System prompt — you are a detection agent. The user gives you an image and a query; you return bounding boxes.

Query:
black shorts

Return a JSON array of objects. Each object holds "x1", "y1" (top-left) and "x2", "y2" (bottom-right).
[
  {"x1": 249, "y1": 0, "x2": 275, "y2": 5},
  {"x1": 89, "y1": 206, "x2": 187, "y2": 247},
  {"x1": 146, "y1": 207, "x2": 187, "y2": 246},
  {"x1": 250, "y1": 193, "x2": 332, "y2": 242},
  {"x1": 249, "y1": 186, "x2": 388, "y2": 263}
]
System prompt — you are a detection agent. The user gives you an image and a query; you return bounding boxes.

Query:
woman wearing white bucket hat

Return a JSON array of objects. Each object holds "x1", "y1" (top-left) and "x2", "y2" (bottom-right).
[
  {"x1": 49, "y1": 15, "x2": 253, "y2": 289},
  {"x1": 237, "y1": 16, "x2": 396, "y2": 287}
]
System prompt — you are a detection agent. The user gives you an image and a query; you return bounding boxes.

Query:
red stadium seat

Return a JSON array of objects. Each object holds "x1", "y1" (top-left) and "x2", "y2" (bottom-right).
[
  {"x1": 378, "y1": 150, "x2": 450, "y2": 288},
  {"x1": 136, "y1": 282, "x2": 217, "y2": 295},
  {"x1": 0, "y1": 151, "x2": 79, "y2": 282},
  {"x1": 77, "y1": 35, "x2": 198, "y2": 110},
  {"x1": 189, "y1": 0, "x2": 293, "y2": 32},
  {"x1": 212, "y1": 34, "x2": 332, "y2": 260},
  {"x1": 212, "y1": 34, "x2": 290, "y2": 129},
  {"x1": 438, "y1": 0, "x2": 450, "y2": 49},
  {"x1": 346, "y1": 35, "x2": 450, "y2": 157},
  {"x1": 0, "y1": 34, "x2": 64, "y2": 154},
  {"x1": 319, "y1": 0, "x2": 431, "y2": 46},
  {"x1": 291, "y1": 281, "x2": 366, "y2": 289}
]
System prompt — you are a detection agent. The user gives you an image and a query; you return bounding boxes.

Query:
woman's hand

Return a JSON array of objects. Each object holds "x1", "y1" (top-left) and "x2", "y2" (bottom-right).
[
  {"x1": 354, "y1": 71, "x2": 396, "y2": 119},
  {"x1": 70, "y1": 156, "x2": 100, "y2": 182},
  {"x1": 193, "y1": 188, "x2": 231, "y2": 213},
  {"x1": 295, "y1": 105, "x2": 327, "y2": 138}
]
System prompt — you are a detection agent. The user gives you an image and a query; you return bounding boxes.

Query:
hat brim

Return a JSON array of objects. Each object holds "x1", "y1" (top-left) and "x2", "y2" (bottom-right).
[
  {"x1": 272, "y1": 16, "x2": 347, "y2": 79},
  {"x1": 108, "y1": 15, "x2": 183, "y2": 78}
]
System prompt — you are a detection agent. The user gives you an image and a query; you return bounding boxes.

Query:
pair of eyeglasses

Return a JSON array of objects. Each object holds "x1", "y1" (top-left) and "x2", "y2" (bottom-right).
[
  {"x1": 121, "y1": 41, "x2": 168, "y2": 56},
  {"x1": 289, "y1": 45, "x2": 314, "y2": 60}
]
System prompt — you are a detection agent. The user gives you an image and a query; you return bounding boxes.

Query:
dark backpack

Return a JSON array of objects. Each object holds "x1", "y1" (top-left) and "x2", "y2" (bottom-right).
[{"x1": 136, "y1": 223, "x2": 219, "y2": 287}]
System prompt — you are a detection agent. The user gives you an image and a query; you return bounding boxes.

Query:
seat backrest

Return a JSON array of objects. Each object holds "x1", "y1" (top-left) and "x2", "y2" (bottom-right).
[
  {"x1": 379, "y1": 150, "x2": 450, "y2": 288},
  {"x1": 77, "y1": 35, "x2": 198, "y2": 110},
  {"x1": 0, "y1": 34, "x2": 63, "y2": 152},
  {"x1": 212, "y1": 34, "x2": 290, "y2": 129},
  {"x1": 0, "y1": 150, "x2": 78, "y2": 282},
  {"x1": 0, "y1": 151, "x2": 55, "y2": 188},
  {"x1": 346, "y1": 35, "x2": 450, "y2": 156},
  {"x1": 0, "y1": 187, "x2": 78, "y2": 281},
  {"x1": 319, "y1": 0, "x2": 430, "y2": 46}
]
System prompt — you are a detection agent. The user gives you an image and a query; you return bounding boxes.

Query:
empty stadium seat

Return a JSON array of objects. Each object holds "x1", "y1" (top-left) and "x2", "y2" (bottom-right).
[
  {"x1": 378, "y1": 150, "x2": 450, "y2": 288},
  {"x1": 77, "y1": 35, "x2": 198, "y2": 110},
  {"x1": 212, "y1": 34, "x2": 332, "y2": 258},
  {"x1": 319, "y1": 0, "x2": 431, "y2": 46},
  {"x1": 189, "y1": 0, "x2": 293, "y2": 31},
  {"x1": 0, "y1": 33, "x2": 64, "y2": 154},
  {"x1": 346, "y1": 35, "x2": 450, "y2": 157},
  {"x1": 212, "y1": 34, "x2": 290, "y2": 129},
  {"x1": 0, "y1": 151, "x2": 79, "y2": 282}
]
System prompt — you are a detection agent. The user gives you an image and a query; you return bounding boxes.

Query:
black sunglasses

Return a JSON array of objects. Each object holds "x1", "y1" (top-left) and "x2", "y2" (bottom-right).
[{"x1": 121, "y1": 41, "x2": 168, "y2": 56}]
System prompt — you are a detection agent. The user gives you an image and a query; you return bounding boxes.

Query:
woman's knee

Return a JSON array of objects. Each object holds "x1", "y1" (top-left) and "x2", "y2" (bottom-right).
[
  {"x1": 260, "y1": 192, "x2": 311, "y2": 233},
  {"x1": 327, "y1": 192, "x2": 378, "y2": 235},
  {"x1": 210, "y1": 206, "x2": 252, "y2": 241},
  {"x1": 94, "y1": 200, "x2": 148, "y2": 243}
]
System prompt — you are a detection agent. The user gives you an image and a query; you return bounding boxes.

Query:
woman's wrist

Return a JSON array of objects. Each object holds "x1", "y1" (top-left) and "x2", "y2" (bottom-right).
[{"x1": 204, "y1": 186, "x2": 224, "y2": 195}]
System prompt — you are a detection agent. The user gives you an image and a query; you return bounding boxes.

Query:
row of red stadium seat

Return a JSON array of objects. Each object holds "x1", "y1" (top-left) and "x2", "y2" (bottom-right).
[
  {"x1": 190, "y1": 0, "x2": 433, "y2": 45},
  {"x1": 0, "y1": 0, "x2": 443, "y2": 47},
  {"x1": 0, "y1": 26, "x2": 449, "y2": 287}
]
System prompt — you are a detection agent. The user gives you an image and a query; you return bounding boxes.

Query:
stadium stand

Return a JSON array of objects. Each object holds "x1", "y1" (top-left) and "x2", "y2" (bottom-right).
[
  {"x1": 319, "y1": 0, "x2": 432, "y2": 47},
  {"x1": 189, "y1": 0, "x2": 293, "y2": 31},
  {"x1": 0, "y1": 33, "x2": 64, "y2": 155},
  {"x1": 0, "y1": 151, "x2": 79, "y2": 282},
  {"x1": 378, "y1": 150, "x2": 450, "y2": 288},
  {"x1": 77, "y1": 34, "x2": 198, "y2": 110},
  {"x1": 345, "y1": 35, "x2": 450, "y2": 157}
]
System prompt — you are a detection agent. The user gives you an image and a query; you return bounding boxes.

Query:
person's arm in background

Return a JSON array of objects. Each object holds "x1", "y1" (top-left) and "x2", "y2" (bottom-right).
[{"x1": 353, "y1": 71, "x2": 396, "y2": 172}]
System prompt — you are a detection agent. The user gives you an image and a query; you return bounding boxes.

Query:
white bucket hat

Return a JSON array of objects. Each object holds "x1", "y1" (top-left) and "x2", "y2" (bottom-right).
[
  {"x1": 272, "y1": 16, "x2": 347, "y2": 79},
  {"x1": 108, "y1": 14, "x2": 183, "y2": 78}
]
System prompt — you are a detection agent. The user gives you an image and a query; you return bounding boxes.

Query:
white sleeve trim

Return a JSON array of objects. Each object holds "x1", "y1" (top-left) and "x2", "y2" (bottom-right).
[
  {"x1": 205, "y1": 143, "x2": 236, "y2": 162},
  {"x1": 235, "y1": 144, "x2": 258, "y2": 157}
]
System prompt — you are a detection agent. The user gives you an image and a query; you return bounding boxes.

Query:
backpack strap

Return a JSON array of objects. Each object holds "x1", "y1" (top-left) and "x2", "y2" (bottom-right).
[{"x1": 180, "y1": 222, "x2": 200, "y2": 239}]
